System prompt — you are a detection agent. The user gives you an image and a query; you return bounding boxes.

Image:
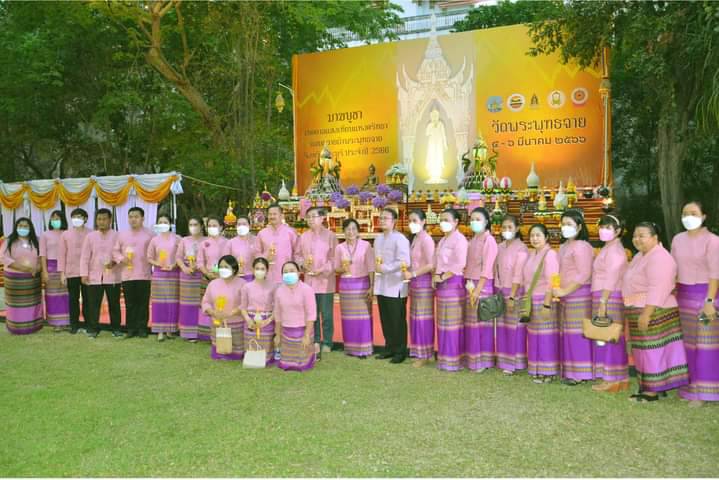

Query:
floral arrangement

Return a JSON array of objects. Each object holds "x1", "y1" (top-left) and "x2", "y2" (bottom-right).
[
  {"x1": 335, "y1": 198, "x2": 351, "y2": 209},
  {"x1": 376, "y1": 183, "x2": 391, "y2": 195},
  {"x1": 359, "y1": 191, "x2": 374, "y2": 204},
  {"x1": 329, "y1": 191, "x2": 344, "y2": 204},
  {"x1": 345, "y1": 185, "x2": 360, "y2": 196},
  {"x1": 387, "y1": 189, "x2": 404, "y2": 203},
  {"x1": 372, "y1": 195, "x2": 388, "y2": 209}
]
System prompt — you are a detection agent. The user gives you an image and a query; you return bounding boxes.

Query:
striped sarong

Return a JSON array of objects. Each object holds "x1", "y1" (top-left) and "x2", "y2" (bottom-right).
[
  {"x1": 409, "y1": 273, "x2": 434, "y2": 360},
  {"x1": 496, "y1": 287, "x2": 527, "y2": 372},
  {"x1": 677, "y1": 283, "x2": 719, "y2": 402},
  {"x1": 151, "y1": 268, "x2": 179, "y2": 333},
  {"x1": 44, "y1": 259, "x2": 69, "y2": 327},
  {"x1": 210, "y1": 318, "x2": 245, "y2": 361},
  {"x1": 626, "y1": 306, "x2": 689, "y2": 393},
  {"x1": 278, "y1": 326, "x2": 315, "y2": 371},
  {"x1": 179, "y1": 270, "x2": 202, "y2": 340},
  {"x1": 591, "y1": 291, "x2": 629, "y2": 382},
  {"x1": 436, "y1": 275, "x2": 466, "y2": 372},
  {"x1": 559, "y1": 284, "x2": 595, "y2": 380},
  {"x1": 339, "y1": 276, "x2": 373, "y2": 357},
  {"x1": 197, "y1": 276, "x2": 211, "y2": 342},
  {"x1": 464, "y1": 279, "x2": 496, "y2": 370},
  {"x1": 245, "y1": 310, "x2": 276, "y2": 365},
  {"x1": 5, "y1": 270, "x2": 43, "y2": 335},
  {"x1": 527, "y1": 295, "x2": 560, "y2": 377}
]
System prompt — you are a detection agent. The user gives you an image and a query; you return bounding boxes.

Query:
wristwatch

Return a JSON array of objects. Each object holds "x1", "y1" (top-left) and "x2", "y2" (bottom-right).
[
  {"x1": 707, "y1": 298, "x2": 715, "y2": 303},
  {"x1": 542, "y1": 304, "x2": 551, "y2": 309}
]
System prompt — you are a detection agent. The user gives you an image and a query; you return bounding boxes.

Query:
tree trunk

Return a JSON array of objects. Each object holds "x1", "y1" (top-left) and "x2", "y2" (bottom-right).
[
  {"x1": 710, "y1": 158, "x2": 719, "y2": 230},
  {"x1": 656, "y1": 106, "x2": 687, "y2": 242}
]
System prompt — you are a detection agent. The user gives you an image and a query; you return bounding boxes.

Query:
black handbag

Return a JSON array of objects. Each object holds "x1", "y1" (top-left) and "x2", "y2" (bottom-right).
[{"x1": 478, "y1": 293, "x2": 506, "y2": 321}]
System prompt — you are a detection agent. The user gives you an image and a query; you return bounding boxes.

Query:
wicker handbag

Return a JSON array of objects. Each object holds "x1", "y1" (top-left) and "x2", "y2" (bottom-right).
[
  {"x1": 582, "y1": 316, "x2": 623, "y2": 343},
  {"x1": 215, "y1": 322, "x2": 233, "y2": 355}
]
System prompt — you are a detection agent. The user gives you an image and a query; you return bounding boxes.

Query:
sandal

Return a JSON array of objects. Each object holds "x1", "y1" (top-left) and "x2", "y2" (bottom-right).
[{"x1": 630, "y1": 393, "x2": 659, "y2": 403}]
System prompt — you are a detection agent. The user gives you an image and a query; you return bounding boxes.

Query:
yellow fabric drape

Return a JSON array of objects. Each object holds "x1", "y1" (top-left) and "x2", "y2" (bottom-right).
[
  {"x1": 0, "y1": 185, "x2": 26, "y2": 210},
  {"x1": 95, "y1": 181, "x2": 133, "y2": 206},
  {"x1": 132, "y1": 175, "x2": 177, "y2": 204},
  {"x1": 57, "y1": 182, "x2": 95, "y2": 206}
]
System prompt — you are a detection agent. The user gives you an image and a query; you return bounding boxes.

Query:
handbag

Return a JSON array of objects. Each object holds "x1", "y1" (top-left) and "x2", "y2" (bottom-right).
[
  {"x1": 518, "y1": 251, "x2": 549, "y2": 323},
  {"x1": 243, "y1": 337, "x2": 267, "y2": 369},
  {"x1": 582, "y1": 315, "x2": 623, "y2": 343},
  {"x1": 215, "y1": 322, "x2": 234, "y2": 355},
  {"x1": 478, "y1": 293, "x2": 506, "y2": 321}
]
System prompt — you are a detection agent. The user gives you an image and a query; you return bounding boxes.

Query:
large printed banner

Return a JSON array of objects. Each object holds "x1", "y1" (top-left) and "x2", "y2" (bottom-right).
[{"x1": 293, "y1": 24, "x2": 605, "y2": 193}]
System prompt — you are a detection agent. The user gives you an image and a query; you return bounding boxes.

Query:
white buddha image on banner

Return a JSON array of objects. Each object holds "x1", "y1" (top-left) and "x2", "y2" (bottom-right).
[{"x1": 425, "y1": 108, "x2": 448, "y2": 184}]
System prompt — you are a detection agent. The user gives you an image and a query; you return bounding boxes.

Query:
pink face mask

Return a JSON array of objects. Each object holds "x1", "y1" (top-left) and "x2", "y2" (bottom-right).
[{"x1": 598, "y1": 228, "x2": 615, "y2": 242}]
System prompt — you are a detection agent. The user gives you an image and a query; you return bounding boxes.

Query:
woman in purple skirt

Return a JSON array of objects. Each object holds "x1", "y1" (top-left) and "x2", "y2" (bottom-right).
[
  {"x1": 40, "y1": 210, "x2": 69, "y2": 332},
  {"x1": 2, "y1": 218, "x2": 43, "y2": 334},
  {"x1": 404, "y1": 210, "x2": 435, "y2": 367},
  {"x1": 240, "y1": 257, "x2": 277, "y2": 365},
  {"x1": 671, "y1": 201, "x2": 719, "y2": 407},
  {"x1": 176, "y1": 217, "x2": 206, "y2": 342},
  {"x1": 274, "y1": 261, "x2": 316, "y2": 371},
  {"x1": 148, "y1": 214, "x2": 181, "y2": 341}
]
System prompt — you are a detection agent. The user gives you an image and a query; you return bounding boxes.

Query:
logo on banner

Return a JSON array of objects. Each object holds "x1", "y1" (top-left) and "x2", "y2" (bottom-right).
[
  {"x1": 571, "y1": 87, "x2": 588, "y2": 106},
  {"x1": 506, "y1": 93, "x2": 525, "y2": 112},
  {"x1": 486, "y1": 96, "x2": 503, "y2": 113},
  {"x1": 547, "y1": 90, "x2": 566, "y2": 109},
  {"x1": 529, "y1": 93, "x2": 540, "y2": 109}
]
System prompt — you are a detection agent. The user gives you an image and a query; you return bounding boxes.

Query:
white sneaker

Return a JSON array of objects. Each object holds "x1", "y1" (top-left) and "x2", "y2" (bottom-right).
[{"x1": 321, "y1": 344, "x2": 331, "y2": 353}]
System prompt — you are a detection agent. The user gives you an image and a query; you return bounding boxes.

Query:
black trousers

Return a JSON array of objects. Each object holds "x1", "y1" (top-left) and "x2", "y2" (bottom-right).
[
  {"x1": 66, "y1": 276, "x2": 88, "y2": 329},
  {"x1": 377, "y1": 295, "x2": 408, "y2": 356},
  {"x1": 122, "y1": 280, "x2": 151, "y2": 335},
  {"x1": 85, "y1": 283, "x2": 121, "y2": 333}
]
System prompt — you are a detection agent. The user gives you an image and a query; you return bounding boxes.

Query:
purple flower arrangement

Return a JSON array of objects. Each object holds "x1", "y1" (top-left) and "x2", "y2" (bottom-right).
[
  {"x1": 376, "y1": 183, "x2": 391, "y2": 195},
  {"x1": 359, "y1": 191, "x2": 374, "y2": 204},
  {"x1": 372, "y1": 195, "x2": 388, "y2": 209},
  {"x1": 345, "y1": 185, "x2": 360, "y2": 196},
  {"x1": 387, "y1": 189, "x2": 404, "y2": 203},
  {"x1": 335, "y1": 198, "x2": 351, "y2": 209},
  {"x1": 260, "y1": 191, "x2": 272, "y2": 202},
  {"x1": 329, "y1": 191, "x2": 344, "y2": 204}
]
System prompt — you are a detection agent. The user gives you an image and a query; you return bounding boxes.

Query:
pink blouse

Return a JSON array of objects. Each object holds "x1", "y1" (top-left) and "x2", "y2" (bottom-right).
[
  {"x1": 465, "y1": 231, "x2": 498, "y2": 281},
  {"x1": 39, "y1": 230, "x2": 63, "y2": 260},
  {"x1": 1, "y1": 239, "x2": 39, "y2": 274},
  {"x1": 435, "y1": 229, "x2": 468, "y2": 276},
  {"x1": 224, "y1": 235, "x2": 258, "y2": 277},
  {"x1": 671, "y1": 229, "x2": 719, "y2": 285},
  {"x1": 176, "y1": 236, "x2": 205, "y2": 267},
  {"x1": 410, "y1": 230, "x2": 435, "y2": 273},
  {"x1": 240, "y1": 280, "x2": 276, "y2": 312},
  {"x1": 113, "y1": 228, "x2": 154, "y2": 281},
  {"x1": 274, "y1": 281, "x2": 317, "y2": 328},
  {"x1": 297, "y1": 227, "x2": 338, "y2": 294},
  {"x1": 147, "y1": 233, "x2": 181, "y2": 269},
  {"x1": 80, "y1": 230, "x2": 121, "y2": 285},
  {"x1": 58, "y1": 227, "x2": 90, "y2": 277},
  {"x1": 334, "y1": 239, "x2": 374, "y2": 278},
  {"x1": 591, "y1": 239, "x2": 627, "y2": 292},
  {"x1": 521, "y1": 246, "x2": 560, "y2": 297},
  {"x1": 558, "y1": 239, "x2": 593, "y2": 288},
  {"x1": 197, "y1": 236, "x2": 229, "y2": 272},
  {"x1": 621, "y1": 244, "x2": 678, "y2": 308},
  {"x1": 201, "y1": 276, "x2": 247, "y2": 324},
  {"x1": 256, "y1": 223, "x2": 299, "y2": 284},
  {"x1": 495, "y1": 239, "x2": 529, "y2": 290}
]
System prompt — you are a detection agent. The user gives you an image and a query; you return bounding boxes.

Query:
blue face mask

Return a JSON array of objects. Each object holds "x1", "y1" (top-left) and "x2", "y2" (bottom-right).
[
  {"x1": 17, "y1": 227, "x2": 30, "y2": 237},
  {"x1": 50, "y1": 219, "x2": 62, "y2": 230},
  {"x1": 282, "y1": 272, "x2": 299, "y2": 286}
]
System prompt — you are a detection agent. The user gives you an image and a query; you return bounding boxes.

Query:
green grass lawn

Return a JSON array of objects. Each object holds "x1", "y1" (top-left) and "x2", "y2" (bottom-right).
[{"x1": 1, "y1": 327, "x2": 717, "y2": 477}]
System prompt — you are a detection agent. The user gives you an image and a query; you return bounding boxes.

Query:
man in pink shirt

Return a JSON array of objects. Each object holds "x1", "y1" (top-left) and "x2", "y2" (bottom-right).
[
  {"x1": 80, "y1": 208, "x2": 122, "y2": 338},
  {"x1": 256, "y1": 204, "x2": 299, "y2": 285},
  {"x1": 298, "y1": 207, "x2": 338, "y2": 353},
  {"x1": 113, "y1": 206, "x2": 153, "y2": 338},
  {"x1": 58, "y1": 207, "x2": 90, "y2": 334}
]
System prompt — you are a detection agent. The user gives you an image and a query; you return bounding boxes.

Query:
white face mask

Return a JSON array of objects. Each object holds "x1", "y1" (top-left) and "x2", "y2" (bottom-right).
[
  {"x1": 154, "y1": 223, "x2": 170, "y2": 234},
  {"x1": 439, "y1": 221, "x2": 453, "y2": 233},
  {"x1": 208, "y1": 226, "x2": 221, "y2": 237},
  {"x1": 237, "y1": 225, "x2": 250, "y2": 236},
  {"x1": 681, "y1": 215, "x2": 703, "y2": 231},
  {"x1": 71, "y1": 217, "x2": 85, "y2": 228},
  {"x1": 561, "y1": 225, "x2": 578, "y2": 239},
  {"x1": 409, "y1": 222, "x2": 422, "y2": 234},
  {"x1": 470, "y1": 220, "x2": 486, "y2": 234},
  {"x1": 254, "y1": 269, "x2": 266, "y2": 280},
  {"x1": 189, "y1": 225, "x2": 201, "y2": 236},
  {"x1": 501, "y1": 231, "x2": 515, "y2": 241},
  {"x1": 218, "y1": 267, "x2": 233, "y2": 279}
]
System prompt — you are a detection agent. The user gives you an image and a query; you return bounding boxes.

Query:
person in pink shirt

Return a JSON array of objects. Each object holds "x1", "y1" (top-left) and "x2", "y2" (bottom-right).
[
  {"x1": 113, "y1": 206, "x2": 153, "y2": 339},
  {"x1": 224, "y1": 215, "x2": 257, "y2": 282},
  {"x1": 622, "y1": 222, "x2": 688, "y2": 402},
  {"x1": 671, "y1": 200, "x2": 719, "y2": 406},
  {"x1": 522, "y1": 224, "x2": 560, "y2": 383},
  {"x1": 494, "y1": 215, "x2": 529, "y2": 375},
  {"x1": 196, "y1": 216, "x2": 228, "y2": 340},
  {"x1": 552, "y1": 209, "x2": 595, "y2": 385},
  {"x1": 147, "y1": 213, "x2": 181, "y2": 341},
  {"x1": 256, "y1": 204, "x2": 299, "y2": 285},
  {"x1": 58, "y1": 208, "x2": 91, "y2": 334},
  {"x1": 176, "y1": 216, "x2": 206, "y2": 342},
  {"x1": 335, "y1": 218, "x2": 375, "y2": 359},
  {"x1": 1, "y1": 217, "x2": 43, "y2": 335},
  {"x1": 80, "y1": 208, "x2": 121, "y2": 338},
  {"x1": 201, "y1": 255, "x2": 247, "y2": 361},
  {"x1": 273, "y1": 261, "x2": 317, "y2": 371},
  {"x1": 434, "y1": 208, "x2": 469, "y2": 372},
  {"x1": 464, "y1": 207, "x2": 499, "y2": 372},
  {"x1": 297, "y1": 206, "x2": 337, "y2": 355},
  {"x1": 591, "y1": 214, "x2": 629, "y2": 393},
  {"x1": 404, "y1": 209, "x2": 435, "y2": 367},
  {"x1": 240, "y1": 257, "x2": 277, "y2": 365},
  {"x1": 40, "y1": 210, "x2": 69, "y2": 331}
]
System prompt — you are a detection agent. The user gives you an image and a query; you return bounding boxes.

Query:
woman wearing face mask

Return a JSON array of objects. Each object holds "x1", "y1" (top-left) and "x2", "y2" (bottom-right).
[
  {"x1": 40, "y1": 210, "x2": 69, "y2": 332},
  {"x1": 176, "y1": 216, "x2": 206, "y2": 342},
  {"x1": 671, "y1": 201, "x2": 719, "y2": 407},
  {"x1": 433, "y1": 208, "x2": 469, "y2": 371},
  {"x1": 464, "y1": 207, "x2": 499, "y2": 372},
  {"x1": 273, "y1": 261, "x2": 317, "y2": 371},
  {"x1": 590, "y1": 215, "x2": 630, "y2": 393},
  {"x1": 197, "y1": 216, "x2": 228, "y2": 341},
  {"x1": 201, "y1": 255, "x2": 247, "y2": 361},
  {"x1": 335, "y1": 219, "x2": 375, "y2": 359},
  {"x1": 224, "y1": 215, "x2": 257, "y2": 282},
  {"x1": 404, "y1": 210, "x2": 435, "y2": 367},
  {"x1": 522, "y1": 224, "x2": 560, "y2": 383},
  {"x1": 147, "y1": 214, "x2": 181, "y2": 342},
  {"x1": 1, "y1": 218, "x2": 43, "y2": 334},
  {"x1": 622, "y1": 222, "x2": 688, "y2": 402},
  {"x1": 240, "y1": 257, "x2": 277, "y2": 364},
  {"x1": 552, "y1": 209, "x2": 595, "y2": 385},
  {"x1": 495, "y1": 215, "x2": 529, "y2": 375}
]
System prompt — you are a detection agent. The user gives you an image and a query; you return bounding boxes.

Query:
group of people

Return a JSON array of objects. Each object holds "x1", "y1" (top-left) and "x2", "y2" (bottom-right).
[{"x1": 1, "y1": 200, "x2": 717, "y2": 405}]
